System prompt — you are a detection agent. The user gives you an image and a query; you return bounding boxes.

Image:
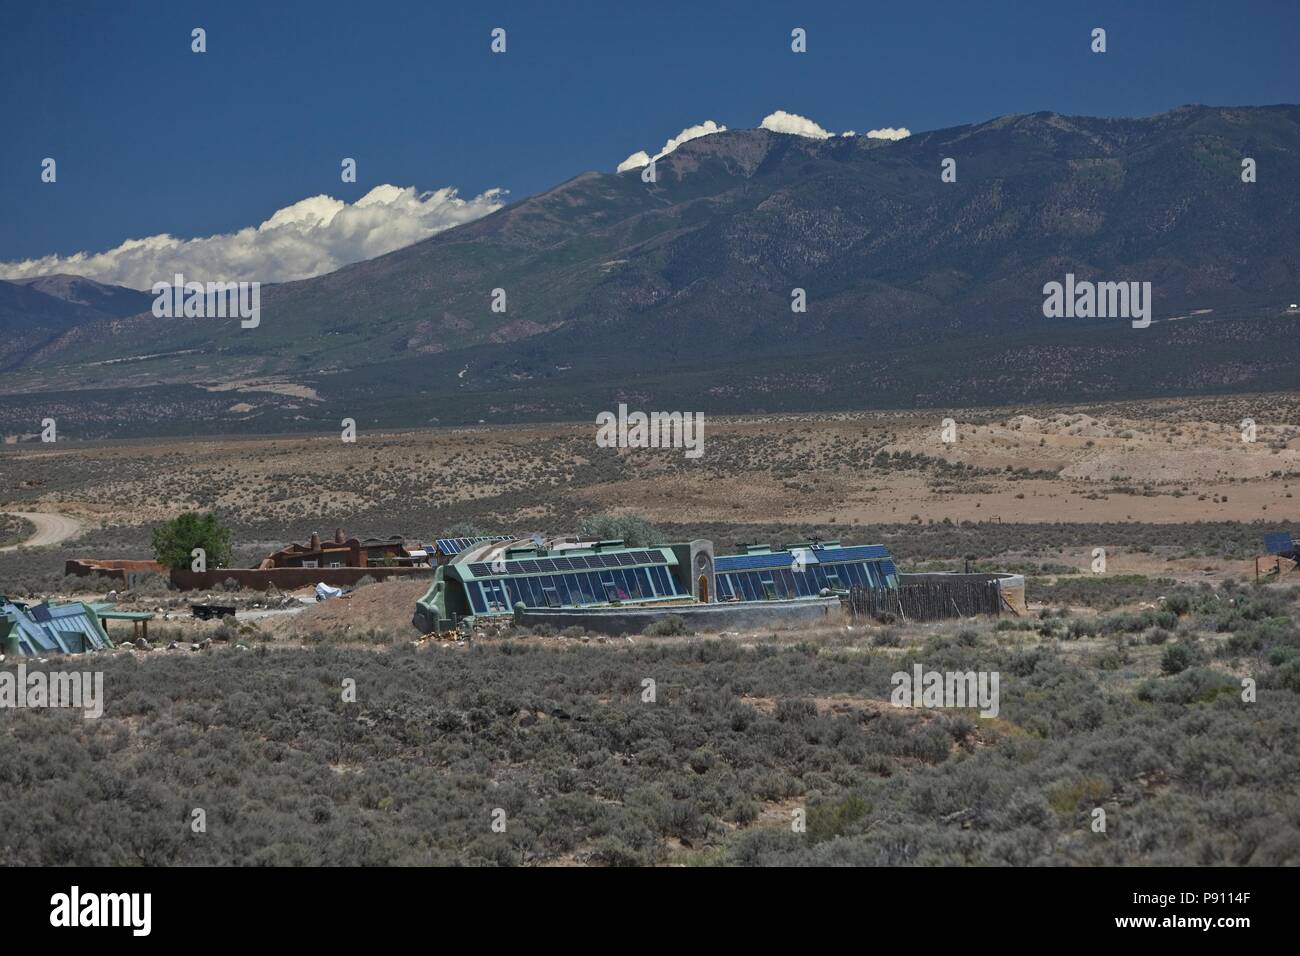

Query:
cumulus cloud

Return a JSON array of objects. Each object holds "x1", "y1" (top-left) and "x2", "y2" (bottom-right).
[
  {"x1": 759, "y1": 110, "x2": 834, "y2": 139},
  {"x1": 760, "y1": 111, "x2": 911, "y2": 141},
  {"x1": 865, "y1": 127, "x2": 911, "y2": 141},
  {"x1": 617, "y1": 120, "x2": 727, "y2": 171},
  {"x1": 0, "y1": 184, "x2": 507, "y2": 289},
  {"x1": 617, "y1": 150, "x2": 652, "y2": 173}
]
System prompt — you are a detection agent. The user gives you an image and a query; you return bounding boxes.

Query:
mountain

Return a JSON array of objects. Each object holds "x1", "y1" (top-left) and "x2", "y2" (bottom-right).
[
  {"x1": 12, "y1": 274, "x2": 153, "y2": 318},
  {"x1": 2, "y1": 104, "x2": 1299, "y2": 436},
  {"x1": 0, "y1": 276, "x2": 154, "y2": 372}
]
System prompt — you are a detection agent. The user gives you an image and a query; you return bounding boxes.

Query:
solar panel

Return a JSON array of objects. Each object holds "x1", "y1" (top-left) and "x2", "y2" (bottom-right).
[
  {"x1": 616, "y1": 552, "x2": 636, "y2": 566},
  {"x1": 1264, "y1": 532, "x2": 1295, "y2": 555},
  {"x1": 716, "y1": 545, "x2": 894, "y2": 574},
  {"x1": 469, "y1": 563, "x2": 491, "y2": 576}
]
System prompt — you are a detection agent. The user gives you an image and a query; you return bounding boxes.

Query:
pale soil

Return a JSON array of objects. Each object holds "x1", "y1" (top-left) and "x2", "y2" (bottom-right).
[
  {"x1": 0, "y1": 392, "x2": 1295, "y2": 531},
  {"x1": 0, "y1": 511, "x2": 83, "y2": 551}
]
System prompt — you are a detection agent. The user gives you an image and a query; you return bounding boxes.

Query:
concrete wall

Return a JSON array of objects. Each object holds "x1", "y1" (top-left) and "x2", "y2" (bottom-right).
[
  {"x1": 517, "y1": 596, "x2": 842, "y2": 636},
  {"x1": 170, "y1": 566, "x2": 431, "y2": 592}
]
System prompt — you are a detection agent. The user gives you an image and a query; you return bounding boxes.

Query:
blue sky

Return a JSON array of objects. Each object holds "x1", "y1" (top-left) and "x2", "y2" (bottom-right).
[{"x1": 2, "y1": 0, "x2": 1297, "y2": 271}]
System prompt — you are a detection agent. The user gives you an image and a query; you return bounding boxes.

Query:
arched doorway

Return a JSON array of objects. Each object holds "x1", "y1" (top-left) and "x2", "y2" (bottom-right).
[{"x1": 697, "y1": 575, "x2": 709, "y2": 603}]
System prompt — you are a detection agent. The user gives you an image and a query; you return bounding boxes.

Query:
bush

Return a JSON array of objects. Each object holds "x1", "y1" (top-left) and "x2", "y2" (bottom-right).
[
  {"x1": 644, "y1": 614, "x2": 688, "y2": 637},
  {"x1": 1161, "y1": 643, "x2": 1194, "y2": 675},
  {"x1": 873, "y1": 628, "x2": 903, "y2": 647},
  {"x1": 579, "y1": 513, "x2": 662, "y2": 547},
  {"x1": 775, "y1": 698, "x2": 818, "y2": 723}
]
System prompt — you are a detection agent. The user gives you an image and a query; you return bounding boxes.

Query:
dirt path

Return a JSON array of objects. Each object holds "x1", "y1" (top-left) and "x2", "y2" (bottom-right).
[{"x1": 0, "y1": 511, "x2": 84, "y2": 551}]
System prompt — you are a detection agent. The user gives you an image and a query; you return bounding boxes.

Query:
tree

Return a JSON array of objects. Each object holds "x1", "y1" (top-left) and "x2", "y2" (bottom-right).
[
  {"x1": 152, "y1": 512, "x2": 234, "y2": 571},
  {"x1": 579, "y1": 513, "x2": 662, "y2": 547}
]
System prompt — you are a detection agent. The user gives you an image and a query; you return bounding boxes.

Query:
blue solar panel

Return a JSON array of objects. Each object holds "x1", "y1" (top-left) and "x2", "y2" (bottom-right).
[
  {"x1": 1264, "y1": 532, "x2": 1294, "y2": 555},
  {"x1": 437, "y1": 535, "x2": 516, "y2": 555},
  {"x1": 716, "y1": 545, "x2": 893, "y2": 574},
  {"x1": 722, "y1": 548, "x2": 894, "y2": 580}
]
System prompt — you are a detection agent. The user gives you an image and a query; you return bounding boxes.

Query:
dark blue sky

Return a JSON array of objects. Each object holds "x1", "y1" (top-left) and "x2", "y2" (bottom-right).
[{"x1": 2, "y1": 0, "x2": 1296, "y2": 263}]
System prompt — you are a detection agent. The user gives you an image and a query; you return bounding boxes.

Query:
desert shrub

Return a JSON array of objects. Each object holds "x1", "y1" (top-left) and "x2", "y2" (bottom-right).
[
  {"x1": 644, "y1": 614, "x2": 688, "y2": 637},
  {"x1": 775, "y1": 698, "x2": 818, "y2": 723},
  {"x1": 1161, "y1": 643, "x2": 1195, "y2": 675},
  {"x1": 1137, "y1": 667, "x2": 1238, "y2": 705},
  {"x1": 591, "y1": 837, "x2": 648, "y2": 867},
  {"x1": 872, "y1": 628, "x2": 903, "y2": 647},
  {"x1": 579, "y1": 513, "x2": 662, "y2": 547},
  {"x1": 1, "y1": 582, "x2": 1297, "y2": 868},
  {"x1": 806, "y1": 795, "x2": 870, "y2": 844},
  {"x1": 1067, "y1": 619, "x2": 1099, "y2": 640},
  {"x1": 995, "y1": 618, "x2": 1034, "y2": 632},
  {"x1": 128, "y1": 572, "x2": 172, "y2": 595}
]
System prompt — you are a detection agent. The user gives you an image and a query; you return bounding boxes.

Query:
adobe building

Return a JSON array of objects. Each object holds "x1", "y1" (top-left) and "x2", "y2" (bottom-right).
[{"x1": 259, "y1": 529, "x2": 411, "y2": 569}]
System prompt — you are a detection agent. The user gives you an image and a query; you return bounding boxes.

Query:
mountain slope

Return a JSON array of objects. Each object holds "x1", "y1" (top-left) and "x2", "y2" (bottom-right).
[
  {"x1": 12, "y1": 274, "x2": 153, "y2": 318},
  {"x1": 2, "y1": 104, "x2": 1299, "y2": 434}
]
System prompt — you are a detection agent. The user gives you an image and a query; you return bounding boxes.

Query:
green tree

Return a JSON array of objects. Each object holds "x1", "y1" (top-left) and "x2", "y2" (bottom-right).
[
  {"x1": 152, "y1": 512, "x2": 234, "y2": 571},
  {"x1": 579, "y1": 513, "x2": 661, "y2": 547}
]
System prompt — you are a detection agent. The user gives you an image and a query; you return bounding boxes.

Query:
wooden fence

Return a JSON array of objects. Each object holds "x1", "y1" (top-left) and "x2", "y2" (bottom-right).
[{"x1": 846, "y1": 579, "x2": 1003, "y2": 623}]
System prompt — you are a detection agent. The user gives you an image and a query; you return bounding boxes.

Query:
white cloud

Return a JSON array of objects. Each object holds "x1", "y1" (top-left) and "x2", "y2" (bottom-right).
[
  {"x1": 617, "y1": 150, "x2": 652, "y2": 173},
  {"x1": 760, "y1": 110, "x2": 834, "y2": 139},
  {"x1": 0, "y1": 184, "x2": 507, "y2": 290},
  {"x1": 617, "y1": 120, "x2": 727, "y2": 171},
  {"x1": 760, "y1": 112, "x2": 911, "y2": 141}
]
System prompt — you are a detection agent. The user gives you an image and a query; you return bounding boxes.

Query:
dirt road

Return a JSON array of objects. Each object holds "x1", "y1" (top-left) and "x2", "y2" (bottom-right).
[{"x1": 0, "y1": 511, "x2": 84, "y2": 551}]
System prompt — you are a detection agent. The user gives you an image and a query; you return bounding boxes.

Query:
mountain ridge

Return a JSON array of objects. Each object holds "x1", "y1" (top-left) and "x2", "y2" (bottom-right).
[{"x1": 2, "y1": 103, "x2": 1298, "y2": 436}]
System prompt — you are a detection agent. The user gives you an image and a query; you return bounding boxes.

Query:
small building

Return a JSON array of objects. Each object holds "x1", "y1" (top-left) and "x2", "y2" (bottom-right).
[
  {"x1": 260, "y1": 529, "x2": 409, "y2": 570},
  {"x1": 1, "y1": 599, "x2": 122, "y2": 656},
  {"x1": 412, "y1": 537, "x2": 900, "y2": 633}
]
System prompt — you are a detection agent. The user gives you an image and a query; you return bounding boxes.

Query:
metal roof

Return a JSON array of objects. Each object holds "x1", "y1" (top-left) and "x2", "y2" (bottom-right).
[{"x1": 2, "y1": 600, "x2": 115, "y2": 656}]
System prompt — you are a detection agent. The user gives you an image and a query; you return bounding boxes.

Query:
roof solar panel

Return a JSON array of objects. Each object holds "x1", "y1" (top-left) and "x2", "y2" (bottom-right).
[
  {"x1": 616, "y1": 552, "x2": 636, "y2": 566},
  {"x1": 1264, "y1": 531, "x2": 1294, "y2": 555},
  {"x1": 468, "y1": 562, "x2": 490, "y2": 576},
  {"x1": 716, "y1": 545, "x2": 895, "y2": 574}
]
